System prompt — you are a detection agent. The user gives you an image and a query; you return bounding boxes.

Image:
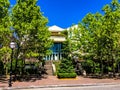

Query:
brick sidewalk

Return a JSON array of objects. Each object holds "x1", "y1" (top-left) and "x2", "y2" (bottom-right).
[{"x1": 1, "y1": 75, "x2": 120, "y2": 89}]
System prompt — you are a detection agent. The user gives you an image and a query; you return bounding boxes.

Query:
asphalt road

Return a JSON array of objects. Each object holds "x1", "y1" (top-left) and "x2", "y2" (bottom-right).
[{"x1": 18, "y1": 84, "x2": 120, "y2": 90}]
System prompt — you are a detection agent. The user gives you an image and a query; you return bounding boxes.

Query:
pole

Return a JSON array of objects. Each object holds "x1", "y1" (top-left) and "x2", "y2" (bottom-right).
[{"x1": 8, "y1": 48, "x2": 13, "y2": 87}]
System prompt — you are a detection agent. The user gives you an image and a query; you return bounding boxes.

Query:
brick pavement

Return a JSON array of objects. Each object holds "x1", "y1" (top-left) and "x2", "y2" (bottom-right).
[{"x1": 1, "y1": 75, "x2": 120, "y2": 89}]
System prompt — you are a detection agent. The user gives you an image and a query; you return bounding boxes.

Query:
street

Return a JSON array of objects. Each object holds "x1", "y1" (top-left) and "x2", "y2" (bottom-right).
[{"x1": 19, "y1": 84, "x2": 120, "y2": 90}]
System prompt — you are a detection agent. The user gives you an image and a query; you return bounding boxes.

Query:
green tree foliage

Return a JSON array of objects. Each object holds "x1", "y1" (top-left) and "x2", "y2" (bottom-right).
[
  {"x1": 0, "y1": 0, "x2": 11, "y2": 46},
  {"x1": 0, "y1": 0, "x2": 12, "y2": 74},
  {"x1": 57, "y1": 30, "x2": 76, "y2": 78},
  {"x1": 71, "y1": 0, "x2": 120, "y2": 76},
  {"x1": 12, "y1": 0, "x2": 52, "y2": 60},
  {"x1": 58, "y1": 58, "x2": 75, "y2": 73},
  {"x1": 101, "y1": 0, "x2": 120, "y2": 75},
  {"x1": 57, "y1": 57, "x2": 76, "y2": 78}
]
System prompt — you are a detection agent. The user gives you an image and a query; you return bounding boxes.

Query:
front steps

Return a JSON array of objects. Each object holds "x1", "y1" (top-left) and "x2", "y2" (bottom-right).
[{"x1": 44, "y1": 61, "x2": 53, "y2": 75}]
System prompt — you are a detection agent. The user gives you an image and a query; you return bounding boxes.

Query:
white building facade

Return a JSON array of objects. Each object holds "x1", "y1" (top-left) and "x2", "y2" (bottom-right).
[{"x1": 45, "y1": 25, "x2": 66, "y2": 60}]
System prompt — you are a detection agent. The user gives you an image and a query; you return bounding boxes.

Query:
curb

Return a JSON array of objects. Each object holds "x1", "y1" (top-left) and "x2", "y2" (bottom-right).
[{"x1": 1, "y1": 83, "x2": 120, "y2": 90}]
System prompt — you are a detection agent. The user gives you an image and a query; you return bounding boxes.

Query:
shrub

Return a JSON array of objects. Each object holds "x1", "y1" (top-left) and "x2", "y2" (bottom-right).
[
  {"x1": 58, "y1": 58, "x2": 75, "y2": 73},
  {"x1": 57, "y1": 57, "x2": 77, "y2": 78},
  {"x1": 82, "y1": 59, "x2": 101, "y2": 75},
  {"x1": 57, "y1": 73, "x2": 77, "y2": 78},
  {"x1": 0, "y1": 60, "x2": 4, "y2": 75}
]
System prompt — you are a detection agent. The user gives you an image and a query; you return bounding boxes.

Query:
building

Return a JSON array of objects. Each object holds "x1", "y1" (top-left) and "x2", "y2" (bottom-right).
[
  {"x1": 45, "y1": 25, "x2": 66, "y2": 60},
  {"x1": 45, "y1": 25, "x2": 79, "y2": 60}
]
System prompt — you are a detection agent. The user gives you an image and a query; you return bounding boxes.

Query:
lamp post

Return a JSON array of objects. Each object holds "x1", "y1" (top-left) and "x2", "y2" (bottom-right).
[{"x1": 9, "y1": 41, "x2": 16, "y2": 87}]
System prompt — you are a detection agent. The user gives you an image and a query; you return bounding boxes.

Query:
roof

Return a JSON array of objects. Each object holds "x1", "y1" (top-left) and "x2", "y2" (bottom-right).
[
  {"x1": 49, "y1": 25, "x2": 64, "y2": 32},
  {"x1": 67, "y1": 25, "x2": 78, "y2": 30}
]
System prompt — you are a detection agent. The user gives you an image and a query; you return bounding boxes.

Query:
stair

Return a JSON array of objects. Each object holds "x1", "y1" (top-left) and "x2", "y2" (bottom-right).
[{"x1": 44, "y1": 60, "x2": 53, "y2": 75}]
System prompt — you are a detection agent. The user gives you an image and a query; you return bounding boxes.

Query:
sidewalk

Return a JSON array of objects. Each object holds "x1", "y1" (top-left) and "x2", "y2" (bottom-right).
[{"x1": 1, "y1": 75, "x2": 120, "y2": 89}]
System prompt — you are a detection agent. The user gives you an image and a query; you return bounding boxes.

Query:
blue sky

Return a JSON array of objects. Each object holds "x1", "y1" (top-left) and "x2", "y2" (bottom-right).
[{"x1": 10, "y1": 0, "x2": 119, "y2": 28}]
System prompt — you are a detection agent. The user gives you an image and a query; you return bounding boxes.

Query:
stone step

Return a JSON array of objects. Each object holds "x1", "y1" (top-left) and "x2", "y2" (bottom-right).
[
  {"x1": 44, "y1": 61, "x2": 53, "y2": 75},
  {"x1": 45, "y1": 60, "x2": 52, "y2": 65},
  {"x1": 45, "y1": 70, "x2": 53, "y2": 75},
  {"x1": 44, "y1": 65, "x2": 52, "y2": 68}
]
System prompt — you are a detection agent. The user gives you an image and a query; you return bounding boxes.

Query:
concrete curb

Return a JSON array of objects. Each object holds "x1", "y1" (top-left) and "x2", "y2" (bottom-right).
[{"x1": 1, "y1": 83, "x2": 120, "y2": 90}]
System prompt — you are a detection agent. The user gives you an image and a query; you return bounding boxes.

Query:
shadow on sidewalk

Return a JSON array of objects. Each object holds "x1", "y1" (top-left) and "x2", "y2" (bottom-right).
[
  {"x1": 0, "y1": 73, "x2": 49, "y2": 85},
  {"x1": 12, "y1": 74, "x2": 48, "y2": 82}
]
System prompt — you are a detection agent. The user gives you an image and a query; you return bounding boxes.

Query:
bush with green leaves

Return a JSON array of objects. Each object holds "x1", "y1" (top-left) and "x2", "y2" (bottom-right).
[
  {"x1": 57, "y1": 73, "x2": 77, "y2": 78},
  {"x1": 57, "y1": 57, "x2": 77, "y2": 78},
  {"x1": 82, "y1": 59, "x2": 100, "y2": 74},
  {"x1": 0, "y1": 60, "x2": 4, "y2": 75}
]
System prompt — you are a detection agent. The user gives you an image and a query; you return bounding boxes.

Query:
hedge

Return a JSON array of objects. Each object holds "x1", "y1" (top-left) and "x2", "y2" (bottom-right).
[{"x1": 57, "y1": 73, "x2": 77, "y2": 78}]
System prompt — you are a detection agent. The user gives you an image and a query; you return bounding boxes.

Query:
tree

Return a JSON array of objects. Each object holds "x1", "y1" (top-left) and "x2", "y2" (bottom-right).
[
  {"x1": 81, "y1": 12, "x2": 104, "y2": 75},
  {"x1": 11, "y1": 0, "x2": 52, "y2": 74},
  {"x1": 12, "y1": 0, "x2": 52, "y2": 57},
  {"x1": 102, "y1": 0, "x2": 120, "y2": 75},
  {"x1": 57, "y1": 29, "x2": 77, "y2": 78},
  {"x1": 71, "y1": 0, "x2": 120, "y2": 76},
  {"x1": 57, "y1": 42, "x2": 77, "y2": 78},
  {"x1": 0, "y1": 0, "x2": 11, "y2": 46},
  {"x1": 0, "y1": 0, "x2": 12, "y2": 75}
]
